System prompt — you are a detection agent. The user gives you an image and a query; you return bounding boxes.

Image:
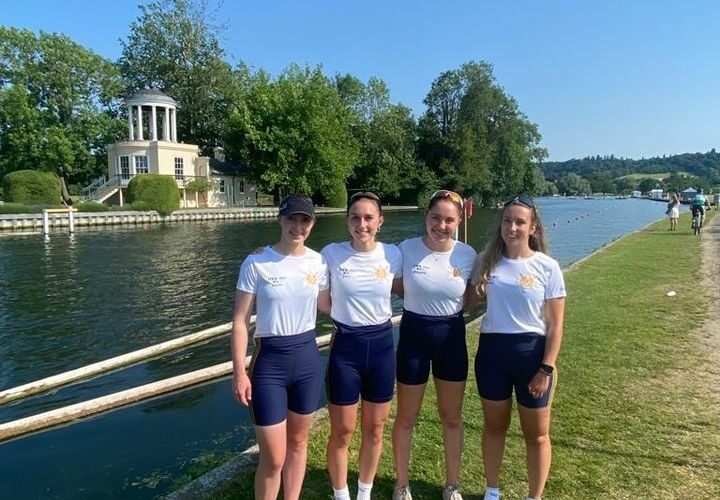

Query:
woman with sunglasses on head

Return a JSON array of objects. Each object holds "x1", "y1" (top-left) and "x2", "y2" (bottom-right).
[
  {"x1": 231, "y1": 194, "x2": 330, "y2": 500},
  {"x1": 320, "y1": 191, "x2": 402, "y2": 500},
  {"x1": 392, "y1": 190, "x2": 477, "y2": 500},
  {"x1": 471, "y1": 195, "x2": 566, "y2": 500}
]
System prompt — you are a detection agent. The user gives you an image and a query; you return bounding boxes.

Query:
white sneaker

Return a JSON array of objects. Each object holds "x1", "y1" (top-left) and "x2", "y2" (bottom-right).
[
  {"x1": 442, "y1": 484, "x2": 463, "y2": 500},
  {"x1": 392, "y1": 485, "x2": 412, "y2": 500}
]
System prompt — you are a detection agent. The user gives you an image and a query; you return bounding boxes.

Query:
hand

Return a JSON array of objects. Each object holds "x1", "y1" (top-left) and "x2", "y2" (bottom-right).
[
  {"x1": 233, "y1": 372, "x2": 252, "y2": 406},
  {"x1": 527, "y1": 371, "x2": 551, "y2": 399}
]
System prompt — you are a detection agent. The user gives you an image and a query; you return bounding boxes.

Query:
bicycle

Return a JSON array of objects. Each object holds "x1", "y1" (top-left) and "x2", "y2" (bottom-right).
[{"x1": 692, "y1": 210, "x2": 703, "y2": 236}]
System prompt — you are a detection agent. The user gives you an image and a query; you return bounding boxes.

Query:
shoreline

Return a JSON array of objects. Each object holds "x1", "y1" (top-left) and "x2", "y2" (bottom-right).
[{"x1": 0, "y1": 206, "x2": 418, "y2": 233}]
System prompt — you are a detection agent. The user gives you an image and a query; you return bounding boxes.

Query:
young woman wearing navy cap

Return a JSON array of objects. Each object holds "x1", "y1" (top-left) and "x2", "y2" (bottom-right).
[{"x1": 231, "y1": 194, "x2": 330, "y2": 500}]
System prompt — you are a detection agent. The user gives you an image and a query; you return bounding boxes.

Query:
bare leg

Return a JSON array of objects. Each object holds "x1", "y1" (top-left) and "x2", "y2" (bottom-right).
[
  {"x1": 327, "y1": 403, "x2": 359, "y2": 490},
  {"x1": 254, "y1": 421, "x2": 287, "y2": 500},
  {"x1": 282, "y1": 411, "x2": 315, "y2": 500},
  {"x1": 518, "y1": 405, "x2": 552, "y2": 499},
  {"x1": 358, "y1": 400, "x2": 392, "y2": 483},
  {"x1": 392, "y1": 382, "x2": 426, "y2": 487},
  {"x1": 434, "y1": 378, "x2": 466, "y2": 486},
  {"x1": 481, "y1": 398, "x2": 512, "y2": 488}
]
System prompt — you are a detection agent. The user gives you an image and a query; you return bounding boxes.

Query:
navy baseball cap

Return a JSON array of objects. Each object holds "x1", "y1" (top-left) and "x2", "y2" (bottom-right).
[{"x1": 278, "y1": 195, "x2": 315, "y2": 219}]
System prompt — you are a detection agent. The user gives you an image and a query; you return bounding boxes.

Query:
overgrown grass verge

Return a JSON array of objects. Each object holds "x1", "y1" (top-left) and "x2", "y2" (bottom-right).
[{"x1": 208, "y1": 213, "x2": 720, "y2": 499}]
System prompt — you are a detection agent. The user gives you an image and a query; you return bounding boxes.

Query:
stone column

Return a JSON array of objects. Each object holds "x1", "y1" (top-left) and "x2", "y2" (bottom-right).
[
  {"x1": 151, "y1": 105, "x2": 157, "y2": 141},
  {"x1": 128, "y1": 106, "x2": 134, "y2": 140},
  {"x1": 137, "y1": 105, "x2": 144, "y2": 141},
  {"x1": 171, "y1": 108, "x2": 177, "y2": 142},
  {"x1": 163, "y1": 107, "x2": 170, "y2": 141}
]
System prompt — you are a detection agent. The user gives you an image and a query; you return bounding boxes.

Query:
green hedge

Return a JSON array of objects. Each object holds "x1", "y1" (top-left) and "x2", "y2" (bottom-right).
[
  {"x1": 321, "y1": 178, "x2": 348, "y2": 208},
  {"x1": 2, "y1": 170, "x2": 60, "y2": 204},
  {"x1": 75, "y1": 201, "x2": 110, "y2": 212},
  {"x1": 126, "y1": 174, "x2": 180, "y2": 215}
]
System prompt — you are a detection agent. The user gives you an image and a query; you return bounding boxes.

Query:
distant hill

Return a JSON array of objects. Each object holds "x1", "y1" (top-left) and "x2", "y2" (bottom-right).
[
  {"x1": 614, "y1": 171, "x2": 694, "y2": 181},
  {"x1": 541, "y1": 150, "x2": 720, "y2": 183}
]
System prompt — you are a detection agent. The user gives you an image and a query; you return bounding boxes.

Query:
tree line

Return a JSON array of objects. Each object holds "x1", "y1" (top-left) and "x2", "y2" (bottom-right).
[
  {"x1": 541, "y1": 150, "x2": 720, "y2": 195},
  {"x1": 0, "y1": 0, "x2": 546, "y2": 206}
]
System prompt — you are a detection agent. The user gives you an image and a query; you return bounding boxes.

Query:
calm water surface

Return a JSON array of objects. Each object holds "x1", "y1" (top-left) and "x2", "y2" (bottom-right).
[{"x1": 0, "y1": 198, "x2": 669, "y2": 498}]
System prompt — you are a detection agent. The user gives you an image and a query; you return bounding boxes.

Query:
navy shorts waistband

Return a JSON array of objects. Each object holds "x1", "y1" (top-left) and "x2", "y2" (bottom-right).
[
  {"x1": 333, "y1": 319, "x2": 393, "y2": 339},
  {"x1": 402, "y1": 308, "x2": 463, "y2": 323},
  {"x1": 255, "y1": 329, "x2": 316, "y2": 348}
]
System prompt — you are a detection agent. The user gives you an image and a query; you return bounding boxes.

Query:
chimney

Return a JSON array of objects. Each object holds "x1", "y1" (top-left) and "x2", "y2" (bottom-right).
[{"x1": 213, "y1": 147, "x2": 225, "y2": 162}]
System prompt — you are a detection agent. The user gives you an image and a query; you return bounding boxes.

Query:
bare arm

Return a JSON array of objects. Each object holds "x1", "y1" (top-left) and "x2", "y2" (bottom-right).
[
  {"x1": 392, "y1": 277, "x2": 404, "y2": 299},
  {"x1": 231, "y1": 290, "x2": 255, "y2": 406},
  {"x1": 464, "y1": 282, "x2": 482, "y2": 311},
  {"x1": 317, "y1": 288, "x2": 331, "y2": 316},
  {"x1": 527, "y1": 297, "x2": 565, "y2": 399},
  {"x1": 542, "y1": 297, "x2": 566, "y2": 367}
]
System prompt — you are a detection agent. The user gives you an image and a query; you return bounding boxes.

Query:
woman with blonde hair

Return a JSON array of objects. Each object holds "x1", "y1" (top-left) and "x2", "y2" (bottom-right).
[{"x1": 471, "y1": 195, "x2": 566, "y2": 500}]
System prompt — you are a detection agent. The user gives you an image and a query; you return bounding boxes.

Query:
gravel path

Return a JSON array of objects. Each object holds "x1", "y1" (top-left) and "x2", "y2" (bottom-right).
[{"x1": 699, "y1": 213, "x2": 720, "y2": 408}]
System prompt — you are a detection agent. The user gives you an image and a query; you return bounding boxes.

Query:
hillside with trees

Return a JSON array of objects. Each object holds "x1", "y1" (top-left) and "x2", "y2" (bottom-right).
[{"x1": 540, "y1": 150, "x2": 720, "y2": 195}]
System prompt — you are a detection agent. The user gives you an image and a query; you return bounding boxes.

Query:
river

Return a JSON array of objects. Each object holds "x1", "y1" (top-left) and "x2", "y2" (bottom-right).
[{"x1": 0, "y1": 197, "x2": 672, "y2": 498}]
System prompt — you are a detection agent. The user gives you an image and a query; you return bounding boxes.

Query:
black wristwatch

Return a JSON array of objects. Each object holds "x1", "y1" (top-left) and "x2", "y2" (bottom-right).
[{"x1": 539, "y1": 363, "x2": 554, "y2": 376}]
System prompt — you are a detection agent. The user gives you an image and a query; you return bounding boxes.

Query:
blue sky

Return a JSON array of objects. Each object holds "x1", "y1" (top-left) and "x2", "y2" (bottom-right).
[{"x1": 4, "y1": 0, "x2": 720, "y2": 161}]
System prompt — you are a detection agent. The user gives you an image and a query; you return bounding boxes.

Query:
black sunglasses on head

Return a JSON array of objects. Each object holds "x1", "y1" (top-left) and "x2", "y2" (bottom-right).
[
  {"x1": 504, "y1": 194, "x2": 535, "y2": 209},
  {"x1": 349, "y1": 191, "x2": 381, "y2": 203}
]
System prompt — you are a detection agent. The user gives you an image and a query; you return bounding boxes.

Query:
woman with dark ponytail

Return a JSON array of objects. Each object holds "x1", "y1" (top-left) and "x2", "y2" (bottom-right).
[{"x1": 471, "y1": 195, "x2": 566, "y2": 500}]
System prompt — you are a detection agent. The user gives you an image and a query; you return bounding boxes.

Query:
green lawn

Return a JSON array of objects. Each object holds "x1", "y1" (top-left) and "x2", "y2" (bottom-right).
[
  {"x1": 208, "y1": 212, "x2": 720, "y2": 499},
  {"x1": 615, "y1": 171, "x2": 693, "y2": 182}
]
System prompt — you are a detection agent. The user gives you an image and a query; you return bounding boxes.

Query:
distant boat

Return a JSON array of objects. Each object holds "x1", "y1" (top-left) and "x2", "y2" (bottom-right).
[
  {"x1": 615, "y1": 195, "x2": 627, "y2": 199},
  {"x1": 583, "y1": 195, "x2": 593, "y2": 200}
]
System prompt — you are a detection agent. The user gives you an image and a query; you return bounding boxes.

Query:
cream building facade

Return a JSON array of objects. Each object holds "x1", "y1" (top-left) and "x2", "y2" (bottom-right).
[{"x1": 82, "y1": 89, "x2": 256, "y2": 208}]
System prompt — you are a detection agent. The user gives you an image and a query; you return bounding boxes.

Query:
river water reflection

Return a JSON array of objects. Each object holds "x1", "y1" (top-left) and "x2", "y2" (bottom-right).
[{"x1": 0, "y1": 197, "x2": 669, "y2": 498}]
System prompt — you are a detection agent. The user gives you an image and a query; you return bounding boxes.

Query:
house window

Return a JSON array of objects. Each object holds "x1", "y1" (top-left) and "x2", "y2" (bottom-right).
[
  {"x1": 238, "y1": 178, "x2": 245, "y2": 193},
  {"x1": 134, "y1": 155, "x2": 149, "y2": 174},
  {"x1": 174, "y1": 157, "x2": 184, "y2": 179},
  {"x1": 218, "y1": 179, "x2": 226, "y2": 194},
  {"x1": 119, "y1": 156, "x2": 130, "y2": 179}
]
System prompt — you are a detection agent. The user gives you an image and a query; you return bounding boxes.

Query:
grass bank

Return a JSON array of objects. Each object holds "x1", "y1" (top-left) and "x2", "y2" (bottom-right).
[{"x1": 209, "y1": 213, "x2": 720, "y2": 499}]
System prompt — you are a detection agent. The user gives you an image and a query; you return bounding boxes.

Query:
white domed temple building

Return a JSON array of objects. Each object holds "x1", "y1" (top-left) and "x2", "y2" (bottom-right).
[{"x1": 81, "y1": 89, "x2": 256, "y2": 208}]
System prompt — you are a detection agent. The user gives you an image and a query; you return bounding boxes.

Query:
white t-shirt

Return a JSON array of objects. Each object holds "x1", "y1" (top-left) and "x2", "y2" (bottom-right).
[
  {"x1": 322, "y1": 241, "x2": 402, "y2": 326},
  {"x1": 236, "y1": 246, "x2": 328, "y2": 337},
  {"x1": 478, "y1": 252, "x2": 566, "y2": 335},
  {"x1": 399, "y1": 237, "x2": 477, "y2": 317}
]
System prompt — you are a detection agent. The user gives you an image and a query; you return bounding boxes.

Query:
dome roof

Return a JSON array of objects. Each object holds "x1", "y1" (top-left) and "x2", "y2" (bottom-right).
[{"x1": 127, "y1": 89, "x2": 178, "y2": 107}]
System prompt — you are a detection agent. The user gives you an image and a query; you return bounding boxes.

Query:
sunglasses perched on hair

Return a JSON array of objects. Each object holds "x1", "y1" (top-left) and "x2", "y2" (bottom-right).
[
  {"x1": 431, "y1": 190, "x2": 463, "y2": 206},
  {"x1": 504, "y1": 194, "x2": 535, "y2": 209},
  {"x1": 349, "y1": 191, "x2": 381, "y2": 203}
]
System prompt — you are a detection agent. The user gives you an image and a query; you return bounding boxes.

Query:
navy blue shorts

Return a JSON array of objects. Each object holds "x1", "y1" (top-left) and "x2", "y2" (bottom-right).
[
  {"x1": 326, "y1": 320, "x2": 395, "y2": 405},
  {"x1": 248, "y1": 329, "x2": 323, "y2": 426},
  {"x1": 396, "y1": 309, "x2": 468, "y2": 384},
  {"x1": 474, "y1": 333, "x2": 554, "y2": 409}
]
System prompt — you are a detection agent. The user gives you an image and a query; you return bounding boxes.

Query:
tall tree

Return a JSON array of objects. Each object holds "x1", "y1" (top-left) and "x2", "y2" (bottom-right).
[
  {"x1": 223, "y1": 64, "x2": 358, "y2": 197},
  {"x1": 335, "y1": 74, "x2": 426, "y2": 200},
  {"x1": 119, "y1": 0, "x2": 234, "y2": 153},
  {"x1": 418, "y1": 61, "x2": 546, "y2": 203},
  {"x1": 0, "y1": 27, "x2": 124, "y2": 185}
]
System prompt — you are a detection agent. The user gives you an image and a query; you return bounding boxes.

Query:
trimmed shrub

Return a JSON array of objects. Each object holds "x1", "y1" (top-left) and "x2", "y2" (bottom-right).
[
  {"x1": 2, "y1": 170, "x2": 60, "y2": 204},
  {"x1": 321, "y1": 178, "x2": 348, "y2": 208},
  {"x1": 75, "y1": 201, "x2": 110, "y2": 212},
  {"x1": 0, "y1": 203, "x2": 37, "y2": 214},
  {"x1": 126, "y1": 174, "x2": 180, "y2": 215}
]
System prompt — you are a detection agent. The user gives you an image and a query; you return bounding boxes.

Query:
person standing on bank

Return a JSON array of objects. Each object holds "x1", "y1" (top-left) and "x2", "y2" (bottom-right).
[
  {"x1": 321, "y1": 192, "x2": 402, "y2": 500},
  {"x1": 667, "y1": 194, "x2": 680, "y2": 231},
  {"x1": 392, "y1": 190, "x2": 477, "y2": 500},
  {"x1": 231, "y1": 195, "x2": 330, "y2": 500},
  {"x1": 471, "y1": 195, "x2": 566, "y2": 500}
]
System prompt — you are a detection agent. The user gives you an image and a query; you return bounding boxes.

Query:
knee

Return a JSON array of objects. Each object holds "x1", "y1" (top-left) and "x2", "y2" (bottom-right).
[
  {"x1": 286, "y1": 432, "x2": 309, "y2": 453},
  {"x1": 393, "y1": 412, "x2": 418, "y2": 431},
  {"x1": 329, "y1": 425, "x2": 354, "y2": 449},
  {"x1": 363, "y1": 421, "x2": 385, "y2": 446},
  {"x1": 259, "y1": 450, "x2": 285, "y2": 474},
  {"x1": 439, "y1": 409, "x2": 463, "y2": 430},
  {"x1": 484, "y1": 419, "x2": 510, "y2": 437},
  {"x1": 524, "y1": 431, "x2": 550, "y2": 449}
]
